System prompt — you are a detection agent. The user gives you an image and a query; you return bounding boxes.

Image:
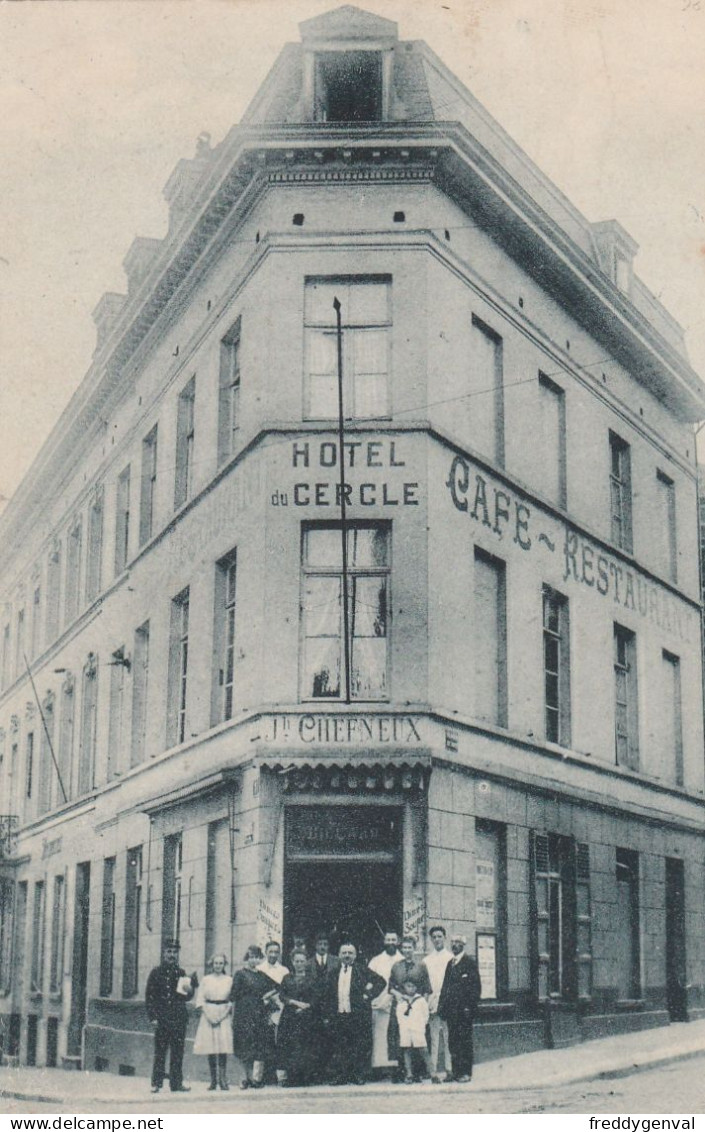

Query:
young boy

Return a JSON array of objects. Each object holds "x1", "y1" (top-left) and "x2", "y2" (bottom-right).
[{"x1": 395, "y1": 976, "x2": 432, "y2": 1083}]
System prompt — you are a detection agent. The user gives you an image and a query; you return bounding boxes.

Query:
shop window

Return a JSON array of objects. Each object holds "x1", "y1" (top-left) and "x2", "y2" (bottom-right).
[
  {"x1": 36, "y1": 693, "x2": 55, "y2": 816},
  {"x1": 217, "y1": 319, "x2": 241, "y2": 466},
  {"x1": 77, "y1": 656, "x2": 98, "y2": 795},
  {"x1": 114, "y1": 466, "x2": 131, "y2": 576},
  {"x1": 64, "y1": 518, "x2": 83, "y2": 626},
  {"x1": 0, "y1": 877, "x2": 14, "y2": 995},
  {"x1": 48, "y1": 874, "x2": 65, "y2": 994},
  {"x1": 473, "y1": 548, "x2": 507, "y2": 727},
  {"x1": 656, "y1": 470, "x2": 677, "y2": 583},
  {"x1": 301, "y1": 523, "x2": 390, "y2": 702},
  {"x1": 471, "y1": 316, "x2": 504, "y2": 468},
  {"x1": 314, "y1": 51, "x2": 383, "y2": 122},
  {"x1": 131, "y1": 621, "x2": 150, "y2": 766},
  {"x1": 609, "y1": 432, "x2": 632, "y2": 552},
  {"x1": 615, "y1": 848, "x2": 640, "y2": 999},
  {"x1": 543, "y1": 586, "x2": 571, "y2": 746},
  {"x1": 30, "y1": 880, "x2": 45, "y2": 993},
  {"x1": 167, "y1": 589, "x2": 190, "y2": 747},
  {"x1": 304, "y1": 277, "x2": 391, "y2": 420},
  {"x1": 85, "y1": 486, "x2": 104, "y2": 603},
  {"x1": 475, "y1": 820, "x2": 507, "y2": 1000},
  {"x1": 661, "y1": 651, "x2": 684, "y2": 786},
  {"x1": 139, "y1": 425, "x2": 158, "y2": 547},
  {"x1": 614, "y1": 624, "x2": 639, "y2": 770},
  {"x1": 162, "y1": 833, "x2": 183, "y2": 946},
  {"x1": 100, "y1": 857, "x2": 116, "y2": 997},
  {"x1": 212, "y1": 550, "x2": 237, "y2": 724},
  {"x1": 122, "y1": 845, "x2": 142, "y2": 998},
  {"x1": 174, "y1": 376, "x2": 196, "y2": 510},
  {"x1": 532, "y1": 833, "x2": 592, "y2": 1002},
  {"x1": 107, "y1": 648, "x2": 126, "y2": 781},
  {"x1": 537, "y1": 373, "x2": 566, "y2": 506}
]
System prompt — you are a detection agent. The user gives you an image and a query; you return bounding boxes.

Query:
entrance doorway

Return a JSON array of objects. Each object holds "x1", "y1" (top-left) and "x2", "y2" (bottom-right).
[
  {"x1": 283, "y1": 804, "x2": 403, "y2": 964},
  {"x1": 285, "y1": 861, "x2": 401, "y2": 964},
  {"x1": 665, "y1": 857, "x2": 687, "y2": 1021}
]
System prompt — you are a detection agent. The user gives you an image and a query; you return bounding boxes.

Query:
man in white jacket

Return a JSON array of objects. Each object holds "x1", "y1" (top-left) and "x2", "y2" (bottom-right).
[
  {"x1": 367, "y1": 931, "x2": 402, "y2": 1072},
  {"x1": 423, "y1": 925, "x2": 453, "y2": 1082}
]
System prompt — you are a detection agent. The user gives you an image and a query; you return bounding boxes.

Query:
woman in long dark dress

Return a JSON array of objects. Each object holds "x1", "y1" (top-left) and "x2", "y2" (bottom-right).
[
  {"x1": 230, "y1": 946, "x2": 272, "y2": 1089},
  {"x1": 277, "y1": 949, "x2": 320, "y2": 1087}
]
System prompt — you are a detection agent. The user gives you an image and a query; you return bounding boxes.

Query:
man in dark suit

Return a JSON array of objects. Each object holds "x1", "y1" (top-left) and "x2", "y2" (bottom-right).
[
  {"x1": 323, "y1": 942, "x2": 386, "y2": 1085},
  {"x1": 306, "y1": 931, "x2": 340, "y2": 1082},
  {"x1": 437, "y1": 934, "x2": 482, "y2": 1083},
  {"x1": 145, "y1": 939, "x2": 196, "y2": 1093}
]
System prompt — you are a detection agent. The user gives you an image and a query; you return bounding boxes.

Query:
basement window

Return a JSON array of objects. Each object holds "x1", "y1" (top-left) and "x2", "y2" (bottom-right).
[{"x1": 314, "y1": 51, "x2": 383, "y2": 122}]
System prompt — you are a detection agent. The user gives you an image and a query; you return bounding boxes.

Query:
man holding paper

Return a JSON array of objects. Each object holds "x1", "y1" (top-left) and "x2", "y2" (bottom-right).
[{"x1": 146, "y1": 938, "x2": 197, "y2": 1093}]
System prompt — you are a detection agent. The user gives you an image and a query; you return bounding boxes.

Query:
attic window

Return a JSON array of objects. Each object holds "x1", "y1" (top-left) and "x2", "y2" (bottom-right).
[
  {"x1": 615, "y1": 255, "x2": 631, "y2": 295},
  {"x1": 314, "y1": 51, "x2": 383, "y2": 122}
]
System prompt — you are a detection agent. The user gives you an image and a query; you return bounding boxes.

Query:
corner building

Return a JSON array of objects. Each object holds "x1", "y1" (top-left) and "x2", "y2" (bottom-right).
[{"x1": 1, "y1": 5, "x2": 704, "y2": 1075}]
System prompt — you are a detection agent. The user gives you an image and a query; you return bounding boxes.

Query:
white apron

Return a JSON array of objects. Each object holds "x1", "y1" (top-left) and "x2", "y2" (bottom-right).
[{"x1": 368, "y1": 950, "x2": 402, "y2": 1068}]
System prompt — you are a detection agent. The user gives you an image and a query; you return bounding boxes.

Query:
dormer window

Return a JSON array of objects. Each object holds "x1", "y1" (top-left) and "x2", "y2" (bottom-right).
[{"x1": 314, "y1": 51, "x2": 383, "y2": 121}]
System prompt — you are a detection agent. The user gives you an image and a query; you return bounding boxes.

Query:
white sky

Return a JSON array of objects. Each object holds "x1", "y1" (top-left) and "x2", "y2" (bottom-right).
[{"x1": 2, "y1": 0, "x2": 705, "y2": 503}]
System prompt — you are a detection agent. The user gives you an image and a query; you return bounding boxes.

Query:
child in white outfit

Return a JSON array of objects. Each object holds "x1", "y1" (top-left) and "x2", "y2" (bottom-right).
[{"x1": 396, "y1": 977, "x2": 432, "y2": 1083}]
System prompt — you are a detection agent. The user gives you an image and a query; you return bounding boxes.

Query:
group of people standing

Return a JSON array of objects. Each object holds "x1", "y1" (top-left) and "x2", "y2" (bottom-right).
[{"x1": 145, "y1": 926, "x2": 481, "y2": 1093}]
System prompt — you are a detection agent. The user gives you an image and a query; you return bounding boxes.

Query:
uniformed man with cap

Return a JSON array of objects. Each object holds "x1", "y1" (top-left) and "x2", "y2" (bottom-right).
[{"x1": 145, "y1": 938, "x2": 197, "y2": 1093}]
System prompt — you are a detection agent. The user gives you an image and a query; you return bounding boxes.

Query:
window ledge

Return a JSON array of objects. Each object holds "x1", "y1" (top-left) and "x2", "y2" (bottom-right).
[{"x1": 615, "y1": 998, "x2": 645, "y2": 1012}]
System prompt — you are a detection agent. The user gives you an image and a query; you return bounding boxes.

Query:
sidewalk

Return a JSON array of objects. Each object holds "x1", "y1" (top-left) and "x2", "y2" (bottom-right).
[{"x1": 2, "y1": 1020, "x2": 705, "y2": 1108}]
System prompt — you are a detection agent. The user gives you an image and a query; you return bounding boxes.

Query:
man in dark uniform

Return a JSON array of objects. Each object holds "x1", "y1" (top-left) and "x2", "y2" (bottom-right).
[
  {"x1": 307, "y1": 932, "x2": 340, "y2": 1082},
  {"x1": 145, "y1": 938, "x2": 196, "y2": 1093},
  {"x1": 437, "y1": 934, "x2": 482, "y2": 1083}
]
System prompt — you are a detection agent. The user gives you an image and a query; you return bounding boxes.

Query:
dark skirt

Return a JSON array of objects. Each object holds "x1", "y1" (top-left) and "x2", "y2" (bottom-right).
[{"x1": 230, "y1": 968, "x2": 273, "y2": 1062}]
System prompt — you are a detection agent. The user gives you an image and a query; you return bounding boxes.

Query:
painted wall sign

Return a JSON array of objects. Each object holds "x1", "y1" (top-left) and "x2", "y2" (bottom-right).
[
  {"x1": 476, "y1": 933, "x2": 497, "y2": 1000},
  {"x1": 270, "y1": 439, "x2": 420, "y2": 508},
  {"x1": 403, "y1": 893, "x2": 426, "y2": 941},
  {"x1": 262, "y1": 713, "x2": 423, "y2": 746},
  {"x1": 446, "y1": 454, "x2": 693, "y2": 641},
  {"x1": 41, "y1": 836, "x2": 62, "y2": 860},
  {"x1": 286, "y1": 805, "x2": 400, "y2": 857},
  {"x1": 257, "y1": 896, "x2": 283, "y2": 947}
]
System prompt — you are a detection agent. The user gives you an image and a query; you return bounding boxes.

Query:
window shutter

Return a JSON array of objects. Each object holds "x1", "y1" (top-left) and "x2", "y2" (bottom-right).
[
  {"x1": 575, "y1": 841, "x2": 592, "y2": 1000},
  {"x1": 531, "y1": 831, "x2": 551, "y2": 1001}
]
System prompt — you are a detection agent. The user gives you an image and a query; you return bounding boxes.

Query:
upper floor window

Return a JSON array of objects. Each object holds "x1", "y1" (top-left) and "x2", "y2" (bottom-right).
[
  {"x1": 167, "y1": 589, "x2": 190, "y2": 747},
  {"x1": 131, "y1": 621, "x2": 150, "y2": 766},
  {"x1": 31, "y1": 584, "x2": 42, "y2": 660},
  {"x1": 304, "y1": 277, "x2": 391, "y2": 421},
  {"x1": 115, "y1": 466, "x2": 131, "y2": 576},
  {"x1": 1, "y1": 624, "x2": 9, "y2": 690},
  {"x1": 65, "y1": 518, "x2": 83, "y2": 625},
  {"x1": 655, "y1": 470, "x2": 677, "y2": 583},
  {"x1": 537, "y1": 373, "x2": 566, "y2": 507},
  {"x1": 661, "y1": 650, "x2": 684, "y2": 787},
  {"x1": 314, "y1": 51, "x2": 383, "y2": 122},
  {"x1": 471, "y1": 316, "x2": 504, "y2": 468},
  {"x1": 301, "y1": 524, "x2": 389, "y2": 701},
  {"x1": 213, "y1": 550, "x2": 238, "y2": 725},
  {"x1": 77, "y1": 655, "x2": 98, "y2": 795},
  {"x1": 543, "y1": 586, "x2": 571, "y2": 746},
  {"x1": 46, "y1": 542, "x2": 61, "y2": 644},
  {"x1": 174, "y1": 376, "x2": 196, "y2": 510},
  {"x1": 614, "y1": 623, "x2": 638, "y2": 770},
  {"x1": 139, "y1": 425, "x2": 158, "y2": 547},
  {"x1": 107, "y1": 647, "x2": 126, "y2": 781},
  {"x1": 474, "y1": 548, "x2": 507, "y2": 727},
  {"x1": 85, "y1": 487, "x2": 104, "y2": 603},
  {"x1": 218, "y1": 319, "x2": 241, "y2": 467},
  {"x1": 609, "y1": 432, "x2": 632, "y2": 552},
  {"x1": 14, "y1": 608, "x2": 25, "y2": 681}
]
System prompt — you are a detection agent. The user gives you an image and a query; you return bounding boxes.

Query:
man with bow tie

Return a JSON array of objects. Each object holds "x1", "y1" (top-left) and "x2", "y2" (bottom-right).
[
  {"x1": 324, "y1": 942, "x2": 386, "y2": 1085},
  {"x1": 437, "y1": 934, "x2": 482, "y2": 1083}
]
